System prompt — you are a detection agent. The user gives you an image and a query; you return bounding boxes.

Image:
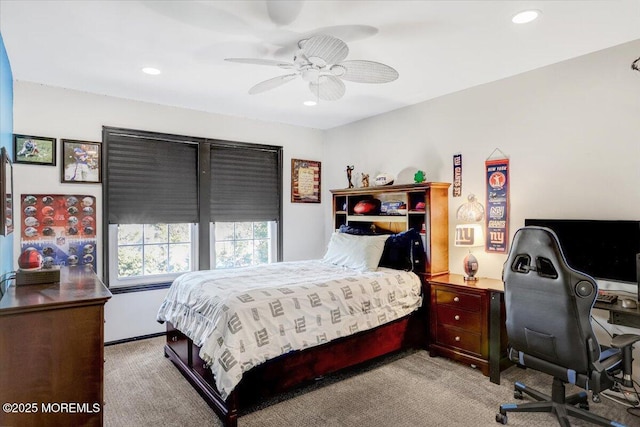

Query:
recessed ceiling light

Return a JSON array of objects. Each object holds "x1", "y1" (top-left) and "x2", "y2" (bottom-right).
[
  {"x1": 512, "y1": 10, "x2": 541, "y2": 24},
  {"x1": 303, "y1": 100, "x2": 317, "y2": 106},
  {"x1": 142, "y1": 67, "x2": 161, "y2": 75}
]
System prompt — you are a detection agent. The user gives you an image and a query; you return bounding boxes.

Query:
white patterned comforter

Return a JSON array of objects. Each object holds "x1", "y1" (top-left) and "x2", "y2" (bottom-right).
[{"x1": 157, "y1": 260, "x2": 422, "y2": 400}]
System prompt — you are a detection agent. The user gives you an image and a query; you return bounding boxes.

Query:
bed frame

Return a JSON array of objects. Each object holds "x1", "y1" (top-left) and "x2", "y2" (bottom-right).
[
  {"x1": 164, "y1": 306, "x2": 427, "y2": 427},
  {"x1": 163, "y1": 183, "x2": 449, "y2": 426}
]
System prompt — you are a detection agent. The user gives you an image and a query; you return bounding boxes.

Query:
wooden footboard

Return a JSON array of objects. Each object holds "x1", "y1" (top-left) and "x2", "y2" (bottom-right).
[{"x1": 164, "y1": 309, "x2": 426, "y2": 427}]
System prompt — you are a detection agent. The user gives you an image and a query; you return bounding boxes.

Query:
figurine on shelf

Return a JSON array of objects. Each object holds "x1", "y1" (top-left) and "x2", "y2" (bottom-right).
[
  {"x1": 414, "y1": 170, "x2": 426, "y2": 183},
  {"x1": 361, "y1": 173, "x2": 370, "y2": 188},
  {"x1": 346, "y1": 165, "x2": 354, "y2": 188}
]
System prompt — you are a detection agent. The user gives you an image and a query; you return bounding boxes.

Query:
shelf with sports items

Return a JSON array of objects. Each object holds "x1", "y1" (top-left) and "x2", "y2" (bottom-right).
[{"x1": 330, "y1": 182, "x2": 450, "y2": 277}]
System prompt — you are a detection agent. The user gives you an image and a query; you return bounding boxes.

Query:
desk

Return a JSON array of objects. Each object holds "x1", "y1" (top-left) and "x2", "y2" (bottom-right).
[
  {"x1": 427, "y1": 274, "x2": 508, "y2": 384},
  {"x1": 594, "y1": 299, "x2": 640, "y2": 329}
]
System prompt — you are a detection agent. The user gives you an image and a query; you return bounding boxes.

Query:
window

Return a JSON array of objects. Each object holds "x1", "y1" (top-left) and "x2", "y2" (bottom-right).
[
  {"x1": 103, "y1": 127, "x2": 283, "y2": 292},
  {"x1": 109, "y1": 223, "x2": 197, "y2": 287},
  {"x1": 212, "y1": 221, "x2": 277, "y2": 268}
]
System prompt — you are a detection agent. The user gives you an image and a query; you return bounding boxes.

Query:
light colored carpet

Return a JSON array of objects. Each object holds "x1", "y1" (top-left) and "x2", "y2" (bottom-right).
[{"x1": 104, "y1": 337, "x2": 640, "y2": 426}]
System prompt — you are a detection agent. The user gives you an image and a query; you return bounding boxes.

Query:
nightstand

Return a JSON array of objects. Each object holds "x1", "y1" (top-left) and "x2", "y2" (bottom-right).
[{"x1": 427, "y1": 274, "x2": 509, "y2": 384}]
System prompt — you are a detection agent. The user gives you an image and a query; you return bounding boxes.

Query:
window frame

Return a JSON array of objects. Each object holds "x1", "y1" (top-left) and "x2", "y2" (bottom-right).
[
  {"x1": 210, "y1": 221, "x2": 278, "y2": 269},
  {"x1": 102, "y1": 127, "x2": 283, "y2": 293},
  {"x1": 107, "y1": 223, "x2": 199, "y2": 289}
]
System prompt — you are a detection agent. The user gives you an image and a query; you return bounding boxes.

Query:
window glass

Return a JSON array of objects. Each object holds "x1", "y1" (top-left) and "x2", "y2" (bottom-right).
[
  {"x1": 144, "y1": 223, "x2": 169, "y2": 244},
  {"x1": 111, "y1": 223, "x2": 195, "y2": 287},
  {"x1": 118, "y1": 224, "x2": 143, "y2": 245},
  {"x1": 212, "y1": 221, "x2": 276, "y2": 269},
  {"x1": 118, "y1": 245, "x2": 143, "y2": 278}
]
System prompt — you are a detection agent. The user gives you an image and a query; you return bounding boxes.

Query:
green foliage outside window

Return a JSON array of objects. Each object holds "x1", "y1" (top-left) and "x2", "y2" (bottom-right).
[
  {"x1": 117, "y1": 223, "x2": 192, "y2": 278},
  {"x1": 116, "y1": 221, "x2": 272, "y2": 279},
  {"x1": 214, "y1": 222, "x2": 271, "y2": 269}
]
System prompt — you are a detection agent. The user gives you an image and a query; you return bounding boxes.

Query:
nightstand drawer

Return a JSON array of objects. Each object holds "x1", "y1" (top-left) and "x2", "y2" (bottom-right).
[
  {"x1": 436, "y1": 305, "x2": 482, "y2": 332},
  {"x1": 436, "y1": 324, "x2": 482, "y2": 355},
  {"x1": 435, "y1": 288, "x2": 481, "y2": 312}
]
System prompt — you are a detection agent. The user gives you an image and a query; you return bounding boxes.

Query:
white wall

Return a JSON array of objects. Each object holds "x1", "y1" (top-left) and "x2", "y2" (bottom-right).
[
  {"x1": 12, "y1": 82, "x2": 326, "y2": 341},
  {"x1": 12, "y1": 39, "x2": 640, "y2": 349},
  {"x1": 324, "y1": 39, "x2": 640, "y2": 379},
  {"x1": 325, "y1": 39, "x2": 640, "y2": 280}
]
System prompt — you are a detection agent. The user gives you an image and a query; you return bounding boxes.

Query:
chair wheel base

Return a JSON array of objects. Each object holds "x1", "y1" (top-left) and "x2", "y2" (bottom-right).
[{"x1": 495, "y1": 413, "x2": 508, "y2": 424}]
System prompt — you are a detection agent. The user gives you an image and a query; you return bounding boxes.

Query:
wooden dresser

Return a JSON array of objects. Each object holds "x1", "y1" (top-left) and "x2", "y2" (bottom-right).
[
  {"x1": 0, "y1": 266, "x2": 111, "y2": 427},
  {"x1": 428, "y1": 274, "x2": 509, "y2": 384}
]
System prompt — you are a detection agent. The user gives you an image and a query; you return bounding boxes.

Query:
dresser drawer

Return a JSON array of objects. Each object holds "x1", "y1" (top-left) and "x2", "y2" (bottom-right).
[
  {"x1": 436, "y1": 305, "x2": 482, "y2": 333},
  {"x1": 436, "y1": 324, "x2": 482, "y2": 355},
  {"x1": 435, "y1": 288, "x2": 481, "y2": 312}
]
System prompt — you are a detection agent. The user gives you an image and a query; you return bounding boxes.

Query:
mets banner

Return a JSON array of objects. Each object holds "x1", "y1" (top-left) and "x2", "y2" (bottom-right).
[{"x1": 485, "y1": 159, "x2": 509, "y2": 253}]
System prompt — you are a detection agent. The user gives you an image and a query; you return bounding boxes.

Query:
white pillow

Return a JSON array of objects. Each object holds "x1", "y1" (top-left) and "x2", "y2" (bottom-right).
[{"x1": 322, "y1": 232, "x2": 389, "y2": 272}]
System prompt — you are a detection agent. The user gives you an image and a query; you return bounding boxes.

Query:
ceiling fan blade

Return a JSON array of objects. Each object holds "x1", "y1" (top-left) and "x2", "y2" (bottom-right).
[
  {"x1": 249, "y1": 74, "x2": 298, "y2": 95},
  {"x1": 225, "y1": 58, "x2": 295, "y2": 69},
  {"x1": 304, "y1": 25, "x2": 378, "y2": 44},
  {"x1": 300, "y1": 35, "x2": 348, "y2": 65},
  {"x1": 332, "y1": 60, "x2": 399, "y2": 83},
  {"x1": 271, "y1": 25, "x2": 378, "y2": 58},
  {"x1": 309, "y1": 75, "x2": 345, "y2": 101}
]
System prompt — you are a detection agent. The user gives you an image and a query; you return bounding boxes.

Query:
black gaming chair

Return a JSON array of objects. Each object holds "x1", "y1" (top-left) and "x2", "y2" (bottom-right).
[{"x1": 496, "y1": 226, "x2": 640, "y2": 426}]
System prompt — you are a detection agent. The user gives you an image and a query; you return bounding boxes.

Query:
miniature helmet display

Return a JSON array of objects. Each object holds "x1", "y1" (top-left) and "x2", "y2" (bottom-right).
[
  {"x1": 374, "y1": 173, "x2": 394, "y2": 186},
  {"x1": 18, "y1": 247, "x2": 43, "y2": 271}
]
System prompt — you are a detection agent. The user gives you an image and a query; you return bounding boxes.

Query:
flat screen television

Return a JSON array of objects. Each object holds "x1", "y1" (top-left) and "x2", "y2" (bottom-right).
[{"x1": 524, "y1": 219, "x2": 640, "y2": 298}]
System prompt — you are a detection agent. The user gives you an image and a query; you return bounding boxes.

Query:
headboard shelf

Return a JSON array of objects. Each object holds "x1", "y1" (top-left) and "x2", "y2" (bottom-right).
[{"x1": 331, "y1": 182, "x2": 450, "y2": 277}]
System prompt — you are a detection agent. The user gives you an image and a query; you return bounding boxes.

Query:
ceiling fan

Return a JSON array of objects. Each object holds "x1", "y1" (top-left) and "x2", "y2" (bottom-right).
[{"x1": 225, "y1": 34, "x2": 399, "y2": 101}]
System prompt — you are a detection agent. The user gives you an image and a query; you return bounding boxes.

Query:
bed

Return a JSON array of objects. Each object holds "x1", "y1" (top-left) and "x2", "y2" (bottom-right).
[{"x1": 158, "y1": 229, "x2": 430, "y2": 427}]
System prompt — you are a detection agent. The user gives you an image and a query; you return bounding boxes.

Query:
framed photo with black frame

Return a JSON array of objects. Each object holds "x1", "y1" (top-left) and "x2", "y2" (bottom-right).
[
  {"x1": 291, "y1": 158, "x2": 321, "y2": 203},
  {"x1": 13, "y1": 134, "x2": 56, "y2": 166},
  {"x1": 61, "y1": 139, "x2": 102, "y2": 184}
]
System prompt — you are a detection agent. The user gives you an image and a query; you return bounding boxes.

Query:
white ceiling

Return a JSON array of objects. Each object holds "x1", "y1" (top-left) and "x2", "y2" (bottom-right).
[{"x1": 1, "y1": 1, "x2": 639, "y2": 130}]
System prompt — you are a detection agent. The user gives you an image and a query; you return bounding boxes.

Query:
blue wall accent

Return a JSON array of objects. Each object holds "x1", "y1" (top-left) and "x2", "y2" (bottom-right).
[{"x1": 0, "y1": 31, "x2": 14, "y2": 287}]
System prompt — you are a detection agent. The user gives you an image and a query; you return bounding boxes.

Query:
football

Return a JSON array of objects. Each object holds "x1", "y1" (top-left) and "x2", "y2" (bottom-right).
[
  {"x1": 353, "y1": 199, "x2": 381, "y2": 214},
  {"x1": 374, "y1": 173, "x2": 395, "y2": 186}
]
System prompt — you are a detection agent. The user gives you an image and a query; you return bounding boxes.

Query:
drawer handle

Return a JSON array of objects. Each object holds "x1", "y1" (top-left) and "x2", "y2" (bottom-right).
[
  {"x1": 455, "y1": 336, "x2": 461, "y2": 342},
  {"x1": 453, "y1": 296, "x2": 460, "y2": 302},
  {"x1": 171, "y1": 336, "x2": 178, "y2": 342},
  {"x1": 454, "y1": 315, "x2": 460, "y2": 321}
]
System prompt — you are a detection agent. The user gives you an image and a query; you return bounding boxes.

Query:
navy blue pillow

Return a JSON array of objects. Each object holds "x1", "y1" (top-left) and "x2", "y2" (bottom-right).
[
  {"x1": 338, "y1": 223, "x2": 376, "y2": 235},
  {"x1": 378, "y1": 228, "x2": 425, "y2": 271},
  {"x1": 339, "y1": 225, "x2": 425, "y2": 271}
]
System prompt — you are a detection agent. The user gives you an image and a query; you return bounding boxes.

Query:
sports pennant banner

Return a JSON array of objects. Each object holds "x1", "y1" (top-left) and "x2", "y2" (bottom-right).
[
  {"x1": 485, "y1": 158, "x2": 509, "y2": 253},
  {"x1": 452, "y1": 153, "x2": 462, "y2": 197}
]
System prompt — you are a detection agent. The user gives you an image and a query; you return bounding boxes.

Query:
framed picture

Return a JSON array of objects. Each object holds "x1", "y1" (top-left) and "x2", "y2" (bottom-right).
[
  {"x1": 13, "y1": 134, "x2": 56, "y2": 166},
  {"x1": 291, "y1": 158, "x2": 321, "y2": 203},
  {"x1": 61, "y1": 139, "x2": 102, "y2": 183},
  {"x1": 0, "y1": 147, "x2": 13, "y2": 235},
  {"x1": 20, "y1": 194, "x2": 97, "y2": 272}
]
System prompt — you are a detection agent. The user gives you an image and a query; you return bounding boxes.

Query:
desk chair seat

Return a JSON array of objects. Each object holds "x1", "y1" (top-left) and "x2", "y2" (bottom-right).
[{"x1": 496, "y1": 226, "x2": 640, "y2": 426}]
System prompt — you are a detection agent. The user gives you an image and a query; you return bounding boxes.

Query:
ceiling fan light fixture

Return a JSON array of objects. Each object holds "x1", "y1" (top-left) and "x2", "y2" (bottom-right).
[
  {"x1": 512, "y1": 10, "x2": 541, "y2": 24},
  {"x1": 330, "y1": 64, "x2": 346, "y2": 77},
  {"x1": 308, "y1": 56, "x2": 327, "y2": 68},
  {"x1": 301, "y1": 68, "x2": 320, "y2": 82}
]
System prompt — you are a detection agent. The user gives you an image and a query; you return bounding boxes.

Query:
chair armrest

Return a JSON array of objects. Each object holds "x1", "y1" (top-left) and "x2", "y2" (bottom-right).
[{"x1": 610, "y1": 334, "x2": 640, "y2": 349}]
